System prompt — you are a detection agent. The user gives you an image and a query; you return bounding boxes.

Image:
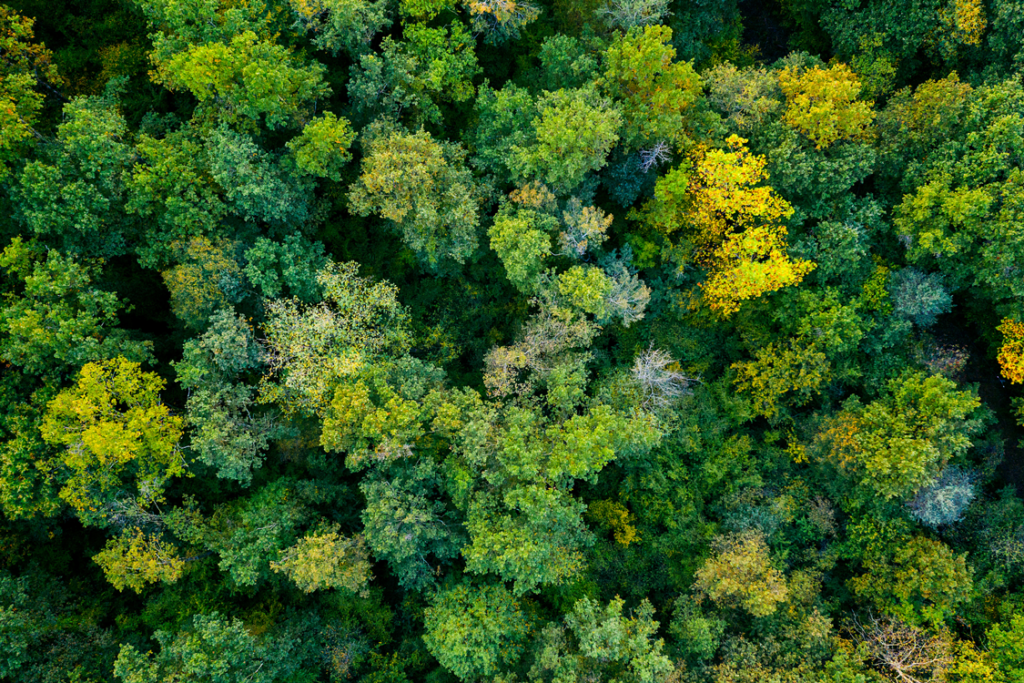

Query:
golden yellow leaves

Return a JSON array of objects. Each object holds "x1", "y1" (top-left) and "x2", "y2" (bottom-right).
[
  {"x1": 997, "y1": 318, "x2": 1024, "y2": 384},
  {"x1": 685, "y1": 135, "x2": 816, "y2": 316},
  {"x1": 778, "y1": 64, "x2": 875, "y2": 149}
]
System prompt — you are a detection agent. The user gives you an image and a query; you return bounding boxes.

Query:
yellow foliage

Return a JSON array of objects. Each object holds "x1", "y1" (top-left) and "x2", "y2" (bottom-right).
[
  {"x1": 646, "y1": 135, "x2": 814, "y2": 317},
  {"x1": 688, "y1": 135, "x2": 794, "y2": 247},
  {"x1": 778, "y1": 64, "x2": 875, "y2": 149},
  {"x1": 701, "y1": 226, "x2": 816, "y2": 317},
  {"x1": 93, "y1": 527, "x2": 184, "y2": 593},
  {"x1": 732, "y1": 338, "x2": 830, "y2": 418},
  {"x1": 859, "y1": 262, "x2": 893, "y2": 314},
  {"x1": 587, "y1": 499, "x2": 639, "y2": 546},
  {"x1": 271, "y1": 524, "x2": 373, "y2": 594},
  {"x1": 997, "y1": 318, "x2": 1024, "y2": 384},
  {"x1": 940, "y1": 0, "x2": 987, "y2": 48}
]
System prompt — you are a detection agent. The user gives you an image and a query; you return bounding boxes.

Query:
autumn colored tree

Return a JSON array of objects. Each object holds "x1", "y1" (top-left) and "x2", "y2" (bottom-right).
[{"x1": 39, "y1": 358, "x2": 185, "y2": 521}]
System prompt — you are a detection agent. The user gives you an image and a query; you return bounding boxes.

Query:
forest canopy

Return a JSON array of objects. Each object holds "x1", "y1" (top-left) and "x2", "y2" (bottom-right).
[{"x1": 2, "y1": 0, "x2": 1024, "y2": 681}]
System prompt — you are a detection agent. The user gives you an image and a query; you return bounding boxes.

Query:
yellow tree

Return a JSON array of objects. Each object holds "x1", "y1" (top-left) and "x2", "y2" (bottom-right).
[
  {"x1": 997, "y1": 318, "x2": 1024, "y2": 384},
  {"x1": 641, "y1": 135, "x2": 815, "y2": 316},
  {"x1": 778, "y1": 63, "x2": 875, "y2": 149},
  {"x1": 39, "y1": 358, "x2": 185, "y2": 518}
]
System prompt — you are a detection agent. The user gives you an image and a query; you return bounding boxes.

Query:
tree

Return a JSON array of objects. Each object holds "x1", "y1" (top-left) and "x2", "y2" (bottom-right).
[
  {"x1": 510, "y1": 86, "x2": 623, "y2": 194},
  {"x1": 287, "y1": 0, "x2": 390, "y2": 57},
  {"x1": 114, "y1": 613, "x2": 285, "y2": 683},
  {"x1": 151, "y1": 31, "x2": 329, "y2": 129},
  {"x1": 528, "y1": 596, "x2": 673, "y2": 683},
  {"x1": 466, "y1": 0, "x2": 540, "y2": 44},
  {"x1": 422, "y1": 582, "x2": 529, "y2": 681},
  {"x1": 693, "y1": 530, "x2": 789, "y2": 617},
  {"x1": 0, "y1": 238, "x2": 152, "y2": 376},
  {"x1": 270, "y1": 523, "x2": 372, "y2": 594},
  {"x1": 349, "y1": 125, "x2": 481, "y2": 274},
  {"x1": 286, "y1": 112, "x2": 356, "y2": 182},
  {"x1": 600, "y1": 26, "x2": 701, "y2": 148},
  {"x1": 175, "y1": 309, "x2": 277, "y2": 486},
  {"x1": 777, "y1": 63, "x2": 875, "y2": 149},
  {"x1": 640, "y1": 135, "x2": 815, "y2": 316},
  {"x1": 850, "y1": 613, "x2": 954, "y2": 683},
  {"x1": 243, "y1": 234, "x2": 328, "y2": 302},
  {"x1": 347, "y1": 23, "x2": 480, "y2": 125},
  {"x1": 15, "y1": 83, "x2": 135, "y2": 258},
  {"x1": 997, "y1": 317, "x2": 1024, "y2": 384},
  {"x1": 92, "y1": 527, "x2": 185, "y2": 593},
  {"x1": 39, "y1": 358, "x2": 185, "y2": 520},
  {"x1": 0, "y1": 7, "x2": 62, "y2": 181},
  {"x1": 259, "y1": 261, "x2": 412, "y2": 417},
  {"x1": 161, "y1": 237, "x2": 245, "y2": 330},
  {"x1": 907, "y1": 466, "x2": 976, "y2": 529},
  {"x1": 849, "y1": 536, "x2": 974, "y2": 625},
  {"x1": 814, "y1": 372, "x2": 981, "y2": 503}
]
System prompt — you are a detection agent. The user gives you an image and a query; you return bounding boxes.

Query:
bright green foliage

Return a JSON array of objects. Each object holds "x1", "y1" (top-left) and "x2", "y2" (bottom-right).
[
  {"x1": 601, "y1": 26, "x2": 701, "y2": 147},
  {"x1": 557, "y1": 265, "x2": 614, "y2": 318},
  {"x1": 422, "y1": 582, "x2": 529, "y2": 680},
  {"x1": 0, "y1": 238, "x2": 151, "y2": 376},
  {"x1": 529, "y1": 596, "x2": 673, "y2": 683},
  {"x1": 987, "y1": 614, "x2": 1024, "y2": 681},
  {"x1": 15, "y1": 84, "x2": 134, "y2": 257},
  {"x1": 161, "y1": 236, "x2": 244, "y2": 330},
  {"x1": 175, "y1": 309, "x2": 275, "y2": 486},
  {"x1": 694, "y1": 531, "x2": 789, "y2": 617},
  {"x1": 243, "y1": 235, "x2": 328, "y2": 302},
  {"x1": 125, "y1": 127, "x2": 230, "y2": 268},
  {"x1": 816, "y1": 372, "x2": 981, "y2": 503},
  {"x1": 349, "y1": 126, "x2": 481, "y2": 274},
  {"x1": 0, "y1": 7, "x2": 61, "y2": 180},
  {"x1": 347, "y1": 23, "x2": 480, "y2": 125},
  {"x1": 152, "y1": 31, "x2": 329, "y2": 129},
  {"x1": 114, "y1": 613, "x2": 283, "y2": 683},
  {"x1": 260, "y1": 261, "x2": 412, "y2": 416},
  {"x1": 511, "y1": 86, "x2": 622, "y2": 194},
  {"x1": 488, "y1": 208, "x2": 553, "y2": 293},
  {"x1": 93, "y1": 527, "x2": 185, "y2": 593},
  {"x1": 778, "y1": 63, "x2": 875, "y2": 149},
  {"x1": 849, "y1": 535, "x2": 974, "y2": 625},
  {"x1": 270, "y1": 523, "x2": 372, "y2": 594},
  {"x1": 39, "y1": 358, "x2": 184, "y2": 518},
  {"x1": 286, "y1": 112, "x2": 356, "y2": 182},
  {"x1": 288, "y1": 0, "x2": 391, "y2": 57}
]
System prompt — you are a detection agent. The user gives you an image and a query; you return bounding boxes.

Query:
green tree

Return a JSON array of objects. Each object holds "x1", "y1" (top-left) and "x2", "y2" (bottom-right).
[
  {"x1": 0, "y1": 238, "x2": 151, "y2": 376},
  {"x1": 349, "y1": 125, "x2": 481, "y2": 274},
  {"x1": 151, "y1": 31, "x2": 329, "y2": 129},
  {"x1": 814, "y1": 372, "x2": 982, "y2": 504},
  {"x1": 601, "y1": 25, "x2": 701, "y2": 148},
  {"x1": 528, "y1": 596, "x2": 673, "y2": 683},
  {"x1": 175, "y1": 309, "x2": 278, "y2": 486},
  {"x1": 114, "y1": 613, "x2": 285, "y2": 683},
  {"x1": 511, "y1": 86, "x2": 622, "y2": 194},
  {"x1": 93, "y1": 527, "x2": 186, "y2": 593},
  {"x1": 423, "y1": 582, "x2": 530, "y2": 680},
  {"x1": 0, "y1": 7, "x2": 62, "y2": 181}
]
